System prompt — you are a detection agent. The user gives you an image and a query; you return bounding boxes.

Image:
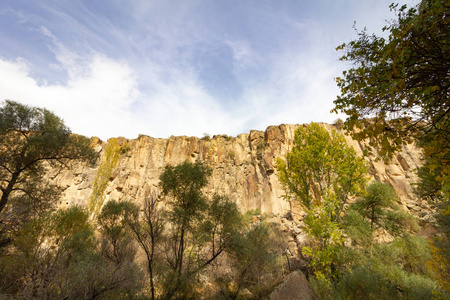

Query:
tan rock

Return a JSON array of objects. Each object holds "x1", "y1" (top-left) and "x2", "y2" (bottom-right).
[
  {"x1": 269, "y1": 271, "x2": 317, "y2": 300},
  {"x1": 47, "y1": 123, "x2": 423, "y2": 218}
]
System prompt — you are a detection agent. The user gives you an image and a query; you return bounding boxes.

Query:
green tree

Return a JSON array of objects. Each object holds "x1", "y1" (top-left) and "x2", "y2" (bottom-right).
[
  {"x1": 159, "y1": 161, "x2": 211, "y2": 298},
  {"x1": 428, "y1": 211, "x2": 450, "y2": 295},
  {"x1": 308, "y1": 182, "x2": 442, "y2": 299},
  {"x1": 414, "y1": 130, "x2": 449, "y2": 205},
  {"x1": 231, "y1": 222, "x2": 279, "y2": 299},
  {"x1": 277, "y1": 123, "x2": 367, "y2": 280},
  {"x1": 0, "y1": 100, "x2": 97, "y2": 216},
  {"x1": 334, "y1": 228, "x2": 439, "y2": 299},
  {"x1": 332, "y1": 0, "x2": 449, "y2": 205},
  {"x1": 352, "y1": 181, "x2": 417, "y2": 233},
  {"x1": 98, "y1": 200, "x2": 136, "y2": 266},
  {"x1": 302, "y1": 203, "x2": 344, "y2": 280},
  {"x1": 333, "y1": 3, "x2": 449, "y2": 293},
  {"x1": 343, "y1": 181, "x2": 419, "y2": 243},
  {"x1": 332, "y1": 2, "x2": 449, "y2": 294},
  {"x1": 327, "y1": 182, "x2": 443, "y2": 299},
  {"x1": 99, "y1": 162, "x2": 274, "y2": 299},
  {"x1": 142, "y1": 161, "x2": 245, "y2": 299},
  {"x1": 228, "y1": 219, "x2": 284, "y2": 299},
  {"x1": 277, "y1": 123, "x2": 368, "y2": 220},
  {"x1": 415, "y1": 154, "x2": 445, "y2": 201},
  {"x1": 207, "y1": 210, "x2": 287, "y2": 300},
  {"x1": 333, "y1": 0, "x2": 449, "y2": 160},
  {"x1": 96, "y1": 201, "x2": 144, "y2": 299},
  {"x1": 0, "y1": 207, "x2": 96, "y2": 297}
]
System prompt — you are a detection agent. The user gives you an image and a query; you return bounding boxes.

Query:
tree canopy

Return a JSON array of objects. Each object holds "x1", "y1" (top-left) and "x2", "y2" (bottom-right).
[
  {"x1": 277, "y1": 123, "x2": 368, "y2": 219},
  {"x1": 123, "y1": 161, "x2": 284, "y2": 299},
  {"x1": 277, "y1": 123, "x2": 368, "y2": 280},
  {"x1": 332, "y1": 3, "x2": 449, "y2": 289},
  {"x1": 277, "y1": 124, "x2": 444, "y2": 297},
  {"x1": 0, "y1": 100, "x2": 97, "y2": 216},
  {"x1": 332, "y1": 0, "x2": 449, "y2": 161}
]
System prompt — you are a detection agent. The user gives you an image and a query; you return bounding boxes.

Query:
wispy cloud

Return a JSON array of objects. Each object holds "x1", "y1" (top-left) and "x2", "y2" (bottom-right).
[{"x1": 0, "y1": 0, "x2": 398, "y2": 140}]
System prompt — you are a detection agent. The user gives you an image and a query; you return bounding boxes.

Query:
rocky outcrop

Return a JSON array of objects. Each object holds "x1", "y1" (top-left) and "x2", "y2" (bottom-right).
[
  {"x1": 269, "y1": 271, "x2": 317, "y2": 300},
  {"x1": 51, "y1": 123, "x2": 428, "y2": 219}
]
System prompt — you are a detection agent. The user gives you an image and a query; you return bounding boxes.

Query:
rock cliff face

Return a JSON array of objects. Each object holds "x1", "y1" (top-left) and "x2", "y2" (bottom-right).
[{"x1": 51, "y1": 123, "x2": 428, "y2": 220}]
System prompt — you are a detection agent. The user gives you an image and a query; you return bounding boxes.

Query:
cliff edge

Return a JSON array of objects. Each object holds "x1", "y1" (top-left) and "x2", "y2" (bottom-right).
[{"x1": 50, "y1": 123, "x2": 430, "y2": 221}]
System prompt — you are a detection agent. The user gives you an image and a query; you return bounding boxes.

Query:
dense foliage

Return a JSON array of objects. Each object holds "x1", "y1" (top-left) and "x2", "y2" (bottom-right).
[
  {"x1": 277, "y1": 123, "x2": 367, "y2": 280},
  {"x1": 0, "y1": 150, "x2": 286, "y2": 299},
  {"x1": 277, "y1": 123, "x2": 446, "y2": 298},
  {"x1": 0, "y1": 100, "x2": 97, "y2": 215},
  {"x1": 132, "y1": 161, "x2": 287, "y2": 299},
  {"x1": 0, "y1": 206, "x2": 142, "y2": 298},
  {"x1": 318, "y1": 182, "x2": 439, "y2": 299},
  {"x1": 333, "y1": 0, "x2": 449, "y2": 160},
  {"x1": 333, "y1": 0, "x2": 449, "y2": 296},
  {"x1": 277, "y1": 123, "x2": 368, "y2": 216},
  {"x1": 333, "y1": 0, "x2": 449, "y2": 205},
  {"x1": 0, "y1": 100, "x2": 98, "y2": 259}
]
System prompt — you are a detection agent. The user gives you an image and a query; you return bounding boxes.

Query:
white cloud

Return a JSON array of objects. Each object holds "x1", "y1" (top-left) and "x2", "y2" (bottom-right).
[
  {"x1": 0, "y1": 0, "x2": 400, "y2": 140},
  {"x1": 0, "y1": 43, "x2": 343, "y2": 141},
  {"x1": 0, "y1": 54, "x2": 142, "y2": 140},
  {"x1": 132, "y1": 64, "x2": 244, "y2": 138},
  {"x1": 0, "y1": 48, "x2": 246, "y2": 140}
]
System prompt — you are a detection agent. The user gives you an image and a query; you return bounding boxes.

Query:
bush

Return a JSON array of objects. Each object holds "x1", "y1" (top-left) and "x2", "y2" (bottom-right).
[
  {"x1": 335, "y1": 262, "x2": 438, "y2": 300},
  {"x1": 333, "y1": 118, "x2": 344, "y2": 130},
  {"x1": 201, "y1": 133, "x2": 211, "y2": 141}
]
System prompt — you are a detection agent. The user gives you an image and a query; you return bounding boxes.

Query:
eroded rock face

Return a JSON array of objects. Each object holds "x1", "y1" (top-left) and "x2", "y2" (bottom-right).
[
  {"x1": 269, "y1": 271, "x2": 317, "y2": 300},
  {"x1": 51, "y1": 123, "x2": 426, "y2": 218}
]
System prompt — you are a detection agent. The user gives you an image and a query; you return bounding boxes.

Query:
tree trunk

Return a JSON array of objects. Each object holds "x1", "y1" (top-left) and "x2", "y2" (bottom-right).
[
  {"x1": 149, "y1": 259, "x2": 155, "y2": 300},
  {"x1": 0, "y1": 172, "x2": 20, "y2": 214}
]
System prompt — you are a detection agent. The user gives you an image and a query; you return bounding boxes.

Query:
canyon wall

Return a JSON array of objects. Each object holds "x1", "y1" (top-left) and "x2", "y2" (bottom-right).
[{"x1": 51, "y1": 123, "x2": 430, "y2": 220}]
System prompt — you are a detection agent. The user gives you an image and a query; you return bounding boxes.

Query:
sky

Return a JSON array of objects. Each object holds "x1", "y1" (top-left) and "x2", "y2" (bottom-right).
[{"x1": 0, "y1": 0, "x2": 415, "y2": 140}]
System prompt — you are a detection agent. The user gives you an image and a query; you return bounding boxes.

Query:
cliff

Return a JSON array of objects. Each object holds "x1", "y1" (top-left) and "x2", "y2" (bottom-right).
[{"x1": 50, "y1": 123, "x2": 431, "y2": 223}]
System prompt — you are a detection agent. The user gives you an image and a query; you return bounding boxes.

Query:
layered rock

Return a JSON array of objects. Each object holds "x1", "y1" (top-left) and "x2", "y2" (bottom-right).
[{"x1": 51, "y1": 123, "x2": 427, "y2": 219}]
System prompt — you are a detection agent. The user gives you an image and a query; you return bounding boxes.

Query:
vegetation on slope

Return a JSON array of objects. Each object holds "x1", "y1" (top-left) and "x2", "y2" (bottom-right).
[
  {"x1": 0, "y1": 0, "x2": 448, "y2": 297},
  {"x1": 332, "y1": 0, "x2": 449, "y2": 296},
  {"x1": 277, "y1": 123, "x2": 446, "y2": 298},
  {"x1": 87, "y1": 138, "x2": 120, "y2": 216},
  {"x1": 0, "y1": 104, "x2": 287, "y2": 299}
]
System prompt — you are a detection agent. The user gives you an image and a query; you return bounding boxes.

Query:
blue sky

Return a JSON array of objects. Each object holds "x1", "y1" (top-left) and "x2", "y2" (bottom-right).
[{"x1": 0, "y1": 0, "x2": 413, "y2": 140}]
